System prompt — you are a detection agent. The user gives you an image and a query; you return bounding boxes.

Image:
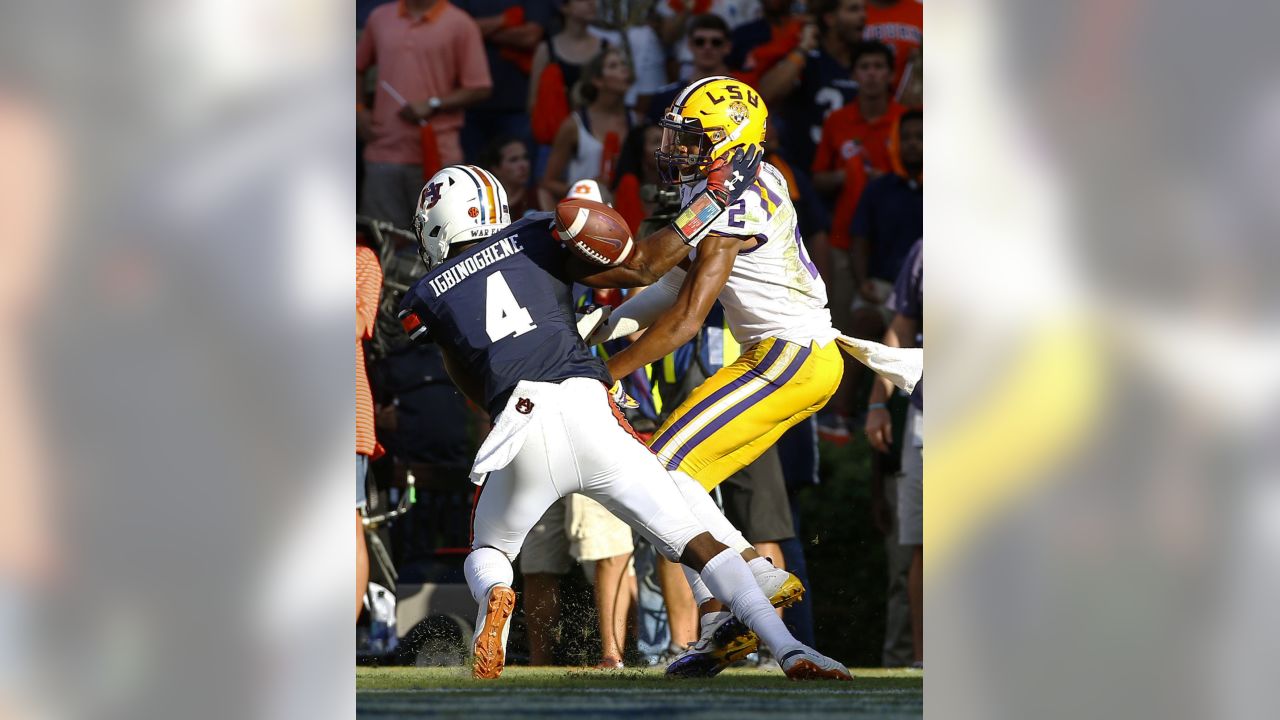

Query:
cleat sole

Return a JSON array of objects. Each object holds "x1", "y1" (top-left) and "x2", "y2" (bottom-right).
[
  {"x1": 471, "y1": 586, "x2": 516, "y2": 680},
  {"x1": 784, "y1": 659, "x2": 854, "y2": 682}
]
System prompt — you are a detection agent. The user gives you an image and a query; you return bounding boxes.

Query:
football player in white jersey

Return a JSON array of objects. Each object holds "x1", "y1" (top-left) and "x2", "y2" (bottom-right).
[{"x1": 574, "y1": 75, "x2": 919, "y2": 677}]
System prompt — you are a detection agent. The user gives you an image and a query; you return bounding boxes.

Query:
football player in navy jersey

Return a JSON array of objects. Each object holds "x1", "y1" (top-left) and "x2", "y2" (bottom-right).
[{"x1": 398, "y1": 165, "x2": 851, "y2": 681}]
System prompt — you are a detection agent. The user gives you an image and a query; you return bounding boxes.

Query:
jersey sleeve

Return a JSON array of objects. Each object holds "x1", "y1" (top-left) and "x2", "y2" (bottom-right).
[
  {"x1": 704, "y1": 178, "x2": 775, "y2": 242},
  {"x1": 397, "y1": 285, "x2": 433, "y2": 344}
]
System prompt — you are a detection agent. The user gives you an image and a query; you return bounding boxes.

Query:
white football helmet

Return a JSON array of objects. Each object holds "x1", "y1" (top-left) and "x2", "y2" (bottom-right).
[{"x1": 413, "y1": 165, "x2": 511, "y2": 268}]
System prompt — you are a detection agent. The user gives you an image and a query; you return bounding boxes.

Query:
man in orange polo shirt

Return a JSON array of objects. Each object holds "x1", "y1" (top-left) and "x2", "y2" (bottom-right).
[{"x1": 357, "y1": 0, "x2": 493, "y2": 228}]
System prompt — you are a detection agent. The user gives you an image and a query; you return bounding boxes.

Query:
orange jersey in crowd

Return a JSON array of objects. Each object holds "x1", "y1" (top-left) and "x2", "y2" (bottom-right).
[
  {"x1": 357, "y1": 245, "x2": 383, "y2": 457},
  {"x1": 864, "y1": 0, "x2": 923, "y2": 92},
  {"x1": 812, "y1": 100, "x2": 907, "y2": 249}
]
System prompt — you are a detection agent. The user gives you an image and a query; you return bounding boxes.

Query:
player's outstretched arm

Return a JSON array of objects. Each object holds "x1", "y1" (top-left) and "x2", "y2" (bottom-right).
[
  {"x1": 568, "y1": 145, "x2": 764, "y2": 289},
  {"x1": 570, "y1": 225, "x2": 692, "y2": 289},
  {"x1": 602, "y1": 234, "x2": 740, "y2": 382}
]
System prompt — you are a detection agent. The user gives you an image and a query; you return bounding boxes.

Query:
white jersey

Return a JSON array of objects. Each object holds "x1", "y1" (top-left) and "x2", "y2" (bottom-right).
[{"x1": 681, "y1": 162, "x2": 838, "y2": 346}]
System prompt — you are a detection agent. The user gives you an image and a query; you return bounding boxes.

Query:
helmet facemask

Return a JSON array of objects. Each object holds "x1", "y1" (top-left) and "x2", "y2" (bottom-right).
[{"x1": 655, "y1": 117, "x2": 725, "y2": 185}]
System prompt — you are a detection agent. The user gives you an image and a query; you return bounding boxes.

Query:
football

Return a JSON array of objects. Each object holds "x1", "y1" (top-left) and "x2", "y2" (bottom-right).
[{"x1": 554, "y1": 198, "x2": 634, "y2": 267}]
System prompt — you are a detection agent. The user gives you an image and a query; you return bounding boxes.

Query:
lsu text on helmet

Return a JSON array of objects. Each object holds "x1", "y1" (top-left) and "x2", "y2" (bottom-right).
[
  {"x1": 656, "y1": 75, "x2": 768, "y2": 185},
  {"x1": 413, "y1": 165, "x2": 511, "y2": 268}
]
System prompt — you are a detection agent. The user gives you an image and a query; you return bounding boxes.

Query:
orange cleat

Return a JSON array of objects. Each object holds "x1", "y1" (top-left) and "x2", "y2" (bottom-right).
[{"x1": 471, "y1": 585, "x2": 516, "y2": 679}]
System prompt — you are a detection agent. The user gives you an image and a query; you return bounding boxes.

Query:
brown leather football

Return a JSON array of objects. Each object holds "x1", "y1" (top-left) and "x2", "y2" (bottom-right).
[{"x1": 554, "y1": 198, "x2": 634, "y2": 267}]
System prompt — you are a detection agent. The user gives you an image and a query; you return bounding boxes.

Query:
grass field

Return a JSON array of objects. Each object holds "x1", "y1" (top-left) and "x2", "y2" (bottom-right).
[{"x1": 357, "y1": 666, "x2": 922, "y2": 718}]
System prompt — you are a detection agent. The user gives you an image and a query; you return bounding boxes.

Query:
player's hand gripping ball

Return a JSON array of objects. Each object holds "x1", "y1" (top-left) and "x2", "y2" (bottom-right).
[{"x1": 554, "y1": 198, "x2": 634, "y2": 267}]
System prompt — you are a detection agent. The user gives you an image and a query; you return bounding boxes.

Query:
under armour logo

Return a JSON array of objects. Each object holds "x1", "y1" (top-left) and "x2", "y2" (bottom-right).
[
  {"x1": 421, "y1": 181, "x2": 444, "y2": 209},
  {"x1": 724, "y1": 170, "x2": 744, "y2": 191},
  {"x1": 516, "y1": 398, "x2": 534, "y2": 414}
]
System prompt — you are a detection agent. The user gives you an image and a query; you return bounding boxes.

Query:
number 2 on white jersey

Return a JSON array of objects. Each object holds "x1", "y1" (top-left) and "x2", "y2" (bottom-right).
[{"x1": 485, "y1": 271, "x2": 538, "y2": 342}]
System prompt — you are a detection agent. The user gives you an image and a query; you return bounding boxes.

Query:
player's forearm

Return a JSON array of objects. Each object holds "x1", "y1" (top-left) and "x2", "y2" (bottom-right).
[
  {"x1": 605, "y1": 314, "x2": 701, "y2": 381},
  {"x1": 578, "y1": 226, "x2": 691, "y2": 288}
]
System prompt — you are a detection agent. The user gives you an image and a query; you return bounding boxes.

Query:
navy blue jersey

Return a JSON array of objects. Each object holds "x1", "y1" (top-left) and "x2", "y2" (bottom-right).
[
  {"x1": 399, "y1": 213, "x2": 614, "y2": 416},
  {"x1": 780, "y1": 49, "x2": 858, "y2": 170}
]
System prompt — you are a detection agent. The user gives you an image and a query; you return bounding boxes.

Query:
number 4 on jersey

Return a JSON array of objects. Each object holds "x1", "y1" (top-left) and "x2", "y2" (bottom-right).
[{"x1": 485, "y1": 271, "x2": 537, "y2": 342}]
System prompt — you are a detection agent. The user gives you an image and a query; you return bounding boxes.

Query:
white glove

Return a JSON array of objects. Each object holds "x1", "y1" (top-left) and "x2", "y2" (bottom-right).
[
  {"x1": 576, "y1": 305, "x2": 611, "y2": 340},
  {"x1": 585, "y1": 268, "x2": 685, "y2": 345}
]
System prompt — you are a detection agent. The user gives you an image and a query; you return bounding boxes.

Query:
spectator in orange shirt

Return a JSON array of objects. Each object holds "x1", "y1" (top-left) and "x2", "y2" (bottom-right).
[
  {"x1": 812, "y1": 41, "x2": 906, "y2": 249},
  {"x1": 357, "y1": 0, "x2": 493, "y2": 228},
  {"x1": 356, "y1": 240, "x2": 384, "y2": 620},
  {"x1": 863, "y1": 0, "x2": 922, "y2": 95}
]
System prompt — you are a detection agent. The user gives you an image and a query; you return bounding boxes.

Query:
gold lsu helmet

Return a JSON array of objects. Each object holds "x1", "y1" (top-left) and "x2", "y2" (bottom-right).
[{"x1": 656, "y1": 75, "x2": 768, "y2": 184}]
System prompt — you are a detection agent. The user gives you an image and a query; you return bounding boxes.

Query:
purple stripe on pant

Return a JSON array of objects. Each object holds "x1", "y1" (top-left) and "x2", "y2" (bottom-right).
[
  {"x1": 667, "y1": 342, "x2": 812, "y2": 470},
  {"x1": 650, "y1": 340, "x2": 788, "y2": 459}
]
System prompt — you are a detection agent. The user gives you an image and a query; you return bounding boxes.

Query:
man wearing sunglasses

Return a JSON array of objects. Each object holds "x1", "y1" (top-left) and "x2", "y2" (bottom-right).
[{"x1": 643, "y1": 14, "x2": 738, "y2": 123}]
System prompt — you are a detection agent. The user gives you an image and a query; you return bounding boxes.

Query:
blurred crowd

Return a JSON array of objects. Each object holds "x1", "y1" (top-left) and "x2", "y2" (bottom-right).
[{"x1": 356, "y1": 0, "x2": 923, "y2": 669}]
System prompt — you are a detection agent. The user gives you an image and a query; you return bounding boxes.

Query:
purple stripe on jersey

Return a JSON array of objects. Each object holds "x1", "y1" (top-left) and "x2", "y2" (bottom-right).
[
  {"x1": 650, "y1": 340, "x2": 788, "y2": 457},
  {"x1": 759, "y1": 179, "x2": 784, "y2": 210},
  {"x1": 665, "y1": 342, "x2": 812, "y2": 470}
]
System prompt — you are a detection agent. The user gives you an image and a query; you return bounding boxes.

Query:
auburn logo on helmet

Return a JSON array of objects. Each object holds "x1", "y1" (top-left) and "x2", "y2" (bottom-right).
[{"x1": 421, "y1": 181, "x2": 444, "y2": 209}]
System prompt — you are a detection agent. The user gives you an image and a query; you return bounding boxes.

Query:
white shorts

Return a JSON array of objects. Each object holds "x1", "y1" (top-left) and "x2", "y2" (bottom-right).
[{"x1": 471, "y1": 377, "x2": 703, "y2": 565}]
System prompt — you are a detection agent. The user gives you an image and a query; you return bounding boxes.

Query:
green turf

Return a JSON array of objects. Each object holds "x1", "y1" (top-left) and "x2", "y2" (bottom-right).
[{"x1": 357, "y1": 666, "x2": 922, "y2": 718}]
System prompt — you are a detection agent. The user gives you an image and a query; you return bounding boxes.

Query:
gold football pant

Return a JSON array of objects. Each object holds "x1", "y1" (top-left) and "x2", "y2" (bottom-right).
[{"x1": 649, "y1": 337, "x2": 843, "y2": 490}]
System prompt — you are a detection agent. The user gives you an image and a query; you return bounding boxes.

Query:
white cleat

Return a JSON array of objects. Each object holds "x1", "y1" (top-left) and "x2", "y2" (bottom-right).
[{"x1": 779, "y1": 647, "x2": 854, "y2": 681}]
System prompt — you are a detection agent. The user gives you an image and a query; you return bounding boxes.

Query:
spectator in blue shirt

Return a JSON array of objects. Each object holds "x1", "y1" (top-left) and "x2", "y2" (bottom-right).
[{"x1": 848, "y1": 108, "x2": 922, "y2": 340}]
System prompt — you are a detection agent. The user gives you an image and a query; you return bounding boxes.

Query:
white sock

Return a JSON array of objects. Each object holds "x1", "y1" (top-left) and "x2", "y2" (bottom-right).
[
  {"x1": 670, "y1": 471, "x2": 751, "y2": 553},
  {"x1": 682, "y1": 564, "x2": 715, "y2": 607},
  {"x1": 464, "y1": 546, "x2": 513, "y2": 604},
  {"x1": 699, "y1": 549, "x2": 802, "y2": 658},
  {"x1": 748, "y1": 556, "x2": 779, "y2": 584}
]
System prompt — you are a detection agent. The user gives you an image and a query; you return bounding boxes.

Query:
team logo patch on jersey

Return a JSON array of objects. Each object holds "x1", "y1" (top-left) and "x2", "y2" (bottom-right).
[{"x1": 515, "y1": 398, "x2": 534, "y2": 414}]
